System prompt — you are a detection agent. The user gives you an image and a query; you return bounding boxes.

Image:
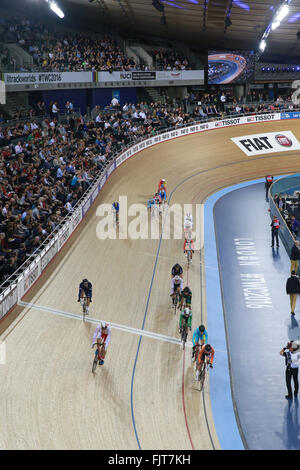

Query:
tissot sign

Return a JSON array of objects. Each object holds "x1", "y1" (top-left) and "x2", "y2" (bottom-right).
[{"x1": 231, "y1": 131, "x2": 300, "y2": 156}]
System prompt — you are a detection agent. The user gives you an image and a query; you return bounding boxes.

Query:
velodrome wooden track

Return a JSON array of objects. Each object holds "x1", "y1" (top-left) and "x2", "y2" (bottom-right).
[{"x1": 1, "y1": 120, "x2": 300, "y2": 450}]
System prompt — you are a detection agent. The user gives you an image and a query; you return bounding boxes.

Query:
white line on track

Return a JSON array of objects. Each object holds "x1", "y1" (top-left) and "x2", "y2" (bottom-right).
[{"x1": 18, "y1": 301, "x2": 192, "y2": 347}]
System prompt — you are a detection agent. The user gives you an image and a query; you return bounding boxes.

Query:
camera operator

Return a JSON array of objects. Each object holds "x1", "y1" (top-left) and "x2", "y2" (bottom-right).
[{"x1": 280, "y1": 341, "x2": 300, "y2": 399}]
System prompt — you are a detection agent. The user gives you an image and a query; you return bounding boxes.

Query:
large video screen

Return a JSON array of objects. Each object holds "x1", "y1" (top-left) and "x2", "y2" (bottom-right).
[{"x1": 208, "y1": 50, "x2": 255, "y2": 84}]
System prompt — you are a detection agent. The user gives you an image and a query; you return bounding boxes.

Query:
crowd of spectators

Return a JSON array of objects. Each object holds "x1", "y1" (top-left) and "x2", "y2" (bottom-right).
[
  {"x1": 0, "y1": 17, "x2": 141, "y2": 72},
  {"x1": 1, "y1": 92, "x2": 300, "y2": 286},
  {"x1": 151, "y1": 48, "x2": 191, "y2": 71},
  {"x1": 0, "y1": 99, "x2": 202, "y2": 285}
]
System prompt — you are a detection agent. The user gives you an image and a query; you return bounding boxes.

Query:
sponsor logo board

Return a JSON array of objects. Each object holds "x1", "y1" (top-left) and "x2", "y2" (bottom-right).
[{"x1": 231, "y1": 131, "x2": 300, "y2": 156}]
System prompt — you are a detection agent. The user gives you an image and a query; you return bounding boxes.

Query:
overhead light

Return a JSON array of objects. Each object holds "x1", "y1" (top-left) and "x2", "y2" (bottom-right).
[
  {"x1": 276, "y1": 4, "x2": 289, "y2": 22},
  {"x1": 259, "y1": 39, "x2": 266, "y2": 51},
  {"x1": 49, "y1": 1, "x2": 65, "y2": 18},
  {"x1": 271, "y1": 20, "x2": 280, "y2": 30}
]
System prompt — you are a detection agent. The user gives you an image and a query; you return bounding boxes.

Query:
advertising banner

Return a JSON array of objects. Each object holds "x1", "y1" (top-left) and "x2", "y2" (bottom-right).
[
  {"x1": 0, "y1": 285, "x2": 18, "y2": 320},
  {"x1": 281, "y1": 111, "x2": 300, "y2": 120},
  {"x1": 231, "y1": 130, "x2": 300, "y2": 156},
  {"x1": 4, "y1": 71, "x2": 93, "y2": 85}
]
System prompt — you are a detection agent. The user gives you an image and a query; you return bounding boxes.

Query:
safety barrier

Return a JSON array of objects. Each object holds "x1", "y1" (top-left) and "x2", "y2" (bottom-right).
[
  {"x1": 269, "y1": 174, "x2": 300, "y2": 256},
  {"x1": 0, "y1": 110, "x2": 294, "y2": 320}
]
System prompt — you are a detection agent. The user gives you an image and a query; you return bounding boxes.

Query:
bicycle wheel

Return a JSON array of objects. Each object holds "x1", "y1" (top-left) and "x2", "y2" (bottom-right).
[
  {"x1": 92, "y1": 351, "x2": 98, "y2": 373},
  {"x1": 82, "y1": 297, "x2": 87, "y2": 321},
  {"x1": 173, "y1": 295, "x2": 178, "y2": 314},
  {"x1": 198, "y1": 365, "x2": 206, "y2": 391},
  {"x1": 181, "y1": 320, "x2": 187, "y2": 349}
]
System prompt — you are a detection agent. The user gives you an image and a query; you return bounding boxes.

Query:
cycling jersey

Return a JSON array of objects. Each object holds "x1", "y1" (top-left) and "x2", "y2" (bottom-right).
[
  {"x1": 171, "y1": 277, "x2": 183, "y2": 293},
  {"x1": 192, "y1": 327, "x2": 208, "y2": 346},
  {"x1": 184, "y1": 215, "x2": 193, "y2": 229},
  {"x1": 112, "y1": 202, "x2": 120, "y2": 212},
  {"x1": 197, "y1": 345, "x2": 215, "y2": 366},
  {"x1": 78, "y1": 281, "x2": 92, "y2": 301},
  {"x1": 147, "y1": 198, "x2": 155, "y2": 209},
  {"x1": 180, "y1": 288, "x2": 192, "y2": 304},
  {"x1": 158, "y1": 180, "x2": 166, "y2": 192},
  {"x1": 154, "y1": 194, "x2": 162, "y2": 204},
  {"x1": 184, "y1": 239, "x2": 195, "y2": 251},
  {"x1": 92, "y1": 324, "x2": 111, "y2": 350},
  {"x1": 171, "y1": 264, "x2": 183, "y2": 276},
  {"x1": 159, "y1": 189, "x2": 167, "y2": 201},
  {"x1": 179, "y1": 309, "x2": 192, "y2": 329}
]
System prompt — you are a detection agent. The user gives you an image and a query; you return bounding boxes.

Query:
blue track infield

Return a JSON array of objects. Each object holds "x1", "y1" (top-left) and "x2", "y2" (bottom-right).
[{"x1": 208, "y1": 178, "x2": 300, "y2": 450}]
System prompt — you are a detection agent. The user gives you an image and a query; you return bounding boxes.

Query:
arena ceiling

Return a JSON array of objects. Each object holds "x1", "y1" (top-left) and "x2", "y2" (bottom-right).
[{"x1": 60, "y1": 0, "x2": 300, "y2": 59}]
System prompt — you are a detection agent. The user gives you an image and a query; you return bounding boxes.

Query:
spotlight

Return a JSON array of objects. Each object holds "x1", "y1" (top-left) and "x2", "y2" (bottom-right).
[
  {"x1": 259, "y1": 39, "x2": 266, "y2": 51},
  {"x1": 48, "y1": 1, "x2": 64, "y2": 18}
]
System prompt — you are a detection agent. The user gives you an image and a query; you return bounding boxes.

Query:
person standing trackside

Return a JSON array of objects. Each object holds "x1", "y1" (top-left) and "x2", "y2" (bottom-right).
[
  {"x1": 280, "y1": 341, "x2": 300, "y2": 399},
  {"x1": 290, "y1": 240, "x2": 300, "y2": 274},
  {"x1": 286, "y1": 271, "x2": 300, "y2": 316},
  {"x1": 265, "y1": 175, "x2": 274, "y2": 200},
  {"x1": 271, "y1": 215, "x2": 280, "y2": 247}
]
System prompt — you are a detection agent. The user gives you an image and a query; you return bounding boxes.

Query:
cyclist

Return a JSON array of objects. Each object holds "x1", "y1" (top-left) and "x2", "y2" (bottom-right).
[
  {"x1": 154, "y1": 192, "x2": 162, "y2": 204},
  {"x1": 147, "y1": 197, "x2": 156, "y2": 212},
  {"x1": 171, "y1": 274, "x2": 183, "y2": 307},
  {"x1": 184, "y1": 212, "x2": 193, "y2": 228},
  {"x1": 179, "y1": 286, "x2": 192, "y2": 309},
  {"x1": 196, "y1": 343, "x2": 215, "y2": 379},
  {"x1": 171, "y1": 262, "x2": 183, "y2": 278},
  {"x1": 184, "y1": 237, "x2": 195, "y2": 263},
  {"x1": 158, "y1": 178, "x2": 166, "y2": 192},
  {"x1": 92, "y1": 321, "x2": 111, "y2": 365},
  {"x1": 112, "y1": 200, "x2": 120, "y2": 223},
  {"x1": 159, "y1": 187, "x2": 167, "y2": 204},
  {"x1": 184, "y1": 213, "x2": 193, "y2": 239},
  {"x1": 192, "y1": 325, "x2": 208, "y2": 359},
  {"x1": 179, "y1": 307, "x2": 192, "y2": 334},
  {"x1": 78, "y1": 278, "x2": 92, "y2": 314}
]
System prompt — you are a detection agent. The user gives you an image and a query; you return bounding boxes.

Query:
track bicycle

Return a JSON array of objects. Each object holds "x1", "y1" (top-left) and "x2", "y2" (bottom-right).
[
  {"x1": 172, "y1": 289, "x2": 181, "y2": 314},
  {"x1": 180, "y1": 314, "x2": 190, "y2": 350},
  {"x1": 112, "y1": 207, "x2": 119, "y2": 226},
  {"x1": 92, "y1": 339, "x2": 105, "y2": 373},
  {"x1": 195, "y1": 360, "x2": 211, "y2": 392},
  {"x1": 81, "y1": 295, "x2": 88, "y2": 321},
  {"x1": 185, "y1": 249, "x2": 192, "y2": 267}
]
